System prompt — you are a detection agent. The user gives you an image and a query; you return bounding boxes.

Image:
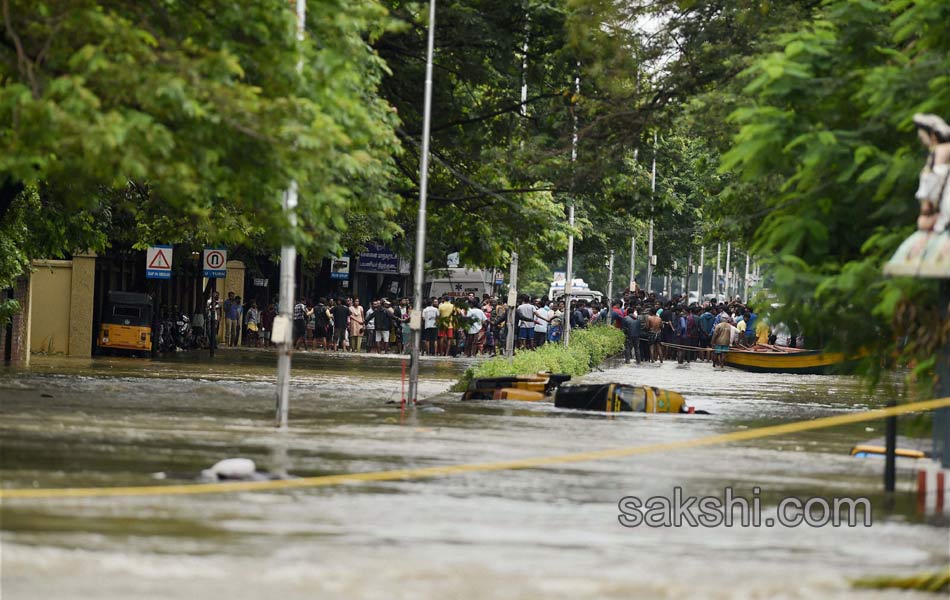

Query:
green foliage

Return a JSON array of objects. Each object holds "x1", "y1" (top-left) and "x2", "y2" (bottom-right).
[
  {"x1": 1, "y1": 0, "x2": 401, "y2": 284},
  {"x1": 720, "y1": 0, "x2": 950, "y2": 390},
  {"x1": 452, "y1": 325, "x2": 624, "y2": 391},
  {"x1": 0, "y1": 298, "x2": 19, "y2": 325},
  {"x1": 0, "y1": 186, "x2": 108, "y2": 289}
]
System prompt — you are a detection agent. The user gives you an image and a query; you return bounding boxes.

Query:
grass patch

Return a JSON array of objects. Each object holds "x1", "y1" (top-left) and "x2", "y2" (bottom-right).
[{"x1": 451, "y1": 326, "x2": 624, "y2": 392}]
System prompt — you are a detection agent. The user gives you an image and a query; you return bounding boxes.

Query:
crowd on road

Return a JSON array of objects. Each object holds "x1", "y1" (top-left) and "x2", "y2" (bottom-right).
[
  {"x1": 606, "y1": 289, "x2": 776, "y2": 367},
  {"x1": 185, "y1": 287, "x2": 796, "y2": 365}
]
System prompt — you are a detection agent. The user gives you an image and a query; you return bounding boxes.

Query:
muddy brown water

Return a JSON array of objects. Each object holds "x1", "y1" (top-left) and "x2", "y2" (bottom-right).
[{"x1": 1, "y1": 350, "x2": 947, "y2": 599}]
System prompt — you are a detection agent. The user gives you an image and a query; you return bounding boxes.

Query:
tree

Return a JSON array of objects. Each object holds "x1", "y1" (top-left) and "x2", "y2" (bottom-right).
[
  {"x1": 0, "y1": 0, "x2": 401, "y2": 288},
  {"x1": 720, "y1": 0, "x2": 950, "y2": 387}
]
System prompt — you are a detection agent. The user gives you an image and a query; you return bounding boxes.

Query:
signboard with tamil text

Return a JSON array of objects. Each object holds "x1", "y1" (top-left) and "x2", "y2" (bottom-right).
[{"x1": 357, "y1": 244, "x2": 401, "y2": 274}]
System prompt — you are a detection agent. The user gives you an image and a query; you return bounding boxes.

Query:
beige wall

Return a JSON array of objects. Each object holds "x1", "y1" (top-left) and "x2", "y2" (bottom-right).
[
  {"x1": 204, "y1": 260, "x2": 245, "y2": 341},
  {"x1": 26, "y1": 253, "x2": 97, "y2": 357},
  {"x1": 30, "y1": 260, "x2": 73, "y2": 355},
  {"x1": 224, "y1": 260, "x2": 246, "y2": 304}
]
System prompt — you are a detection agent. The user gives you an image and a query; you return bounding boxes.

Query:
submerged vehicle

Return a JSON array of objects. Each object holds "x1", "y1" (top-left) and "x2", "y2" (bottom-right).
[
  {"x1": 554, "y1": 383, "x2": 694, "y2": 414},
  {"x1": 97, "y1": 291, "x2": 153, "y2": 356},
  {"x1": 462, "y1": 373, "x2": 572, "y2": 402},
  {"x1": 724, "y1": 344, "x2": 846, "y2": 375}
]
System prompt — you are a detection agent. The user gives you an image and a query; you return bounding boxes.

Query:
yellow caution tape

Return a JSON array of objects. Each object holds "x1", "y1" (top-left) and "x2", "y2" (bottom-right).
[{"x1": 2, "y1": 397, "x2": 948, "y2": 500}]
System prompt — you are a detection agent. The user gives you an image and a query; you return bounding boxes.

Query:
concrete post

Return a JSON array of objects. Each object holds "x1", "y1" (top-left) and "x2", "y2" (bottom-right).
[{"x1": 68, "y1": 252, "x2": 96, "y2": 357}]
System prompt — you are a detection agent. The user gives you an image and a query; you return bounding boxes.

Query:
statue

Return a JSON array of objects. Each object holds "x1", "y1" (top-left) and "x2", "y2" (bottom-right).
[
  {"x1": 914, "y1": 113, "x2": 950, "y2": 232},
  {"x1": 884, "y1": 113, "x2": 950, "y2": 277}
]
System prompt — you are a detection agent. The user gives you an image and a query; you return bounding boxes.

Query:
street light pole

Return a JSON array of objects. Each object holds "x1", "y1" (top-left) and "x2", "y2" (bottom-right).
[
  {"x1": 275, "y1": 0, "x2": 306, "y2": 430},
  {"x1": 629, "y1": 236, "x2": 636, "y2": 291},
  {"x1": 505, "y1": 252, "x2": 518, "y2": 359},
  {"x1": 407, "y1": 0, "x2": 437, "y2": 405},
  {"x1": 744, "y1": 253, "x2": 750, "y2": 301},
  {"x1": 645, "y1": 132, "x2": 657, "y2": 293},
  {"x1": 698, "y1": 246, "x2": 704, "y2": 299},
  {"x1": 725, "y1": 241, "x2": 732, "y2": 300},
  {"x1": 563, "y1": 67, "x2": 580, "y2": 346},
  {"x1": 606, "y1": 250, "x2": 614, "y2": 301}
]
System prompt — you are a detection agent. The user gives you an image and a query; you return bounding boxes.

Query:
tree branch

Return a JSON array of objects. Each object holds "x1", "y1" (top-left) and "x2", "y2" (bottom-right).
[{"x1": 2, "y1": 0, "x2": 38, "y2": 97}]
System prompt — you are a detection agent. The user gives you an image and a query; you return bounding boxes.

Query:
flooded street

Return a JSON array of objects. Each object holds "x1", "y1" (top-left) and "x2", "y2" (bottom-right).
[{"x1": 1, "y1": 352, "x2": 947, "y2": 599}]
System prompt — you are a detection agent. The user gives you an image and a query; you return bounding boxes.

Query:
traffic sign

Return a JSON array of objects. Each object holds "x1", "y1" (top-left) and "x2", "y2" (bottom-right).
[
  {"x1": 203, "y1": 248, "x2": 227, "y2": 278},
  {"x1": 146, "y1": 245, "x2": 173, "y2": 280}
]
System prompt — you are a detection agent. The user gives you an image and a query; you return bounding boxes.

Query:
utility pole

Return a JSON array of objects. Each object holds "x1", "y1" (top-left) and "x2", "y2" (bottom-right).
[
  {"x1": 629, "y1": 236, "x2": 636, "y2": 291},
  {"x1": 505, "y1": 252, "x2": 518, "y2": 359},
  {"x1": 606, "y1": 250, "x2": 614, "y2": 301},
  {"x1": 684, "y1": 253, "x2": 690, "y2": 298},
  {"x1": 275, "y1": 0, "x2": 306, "y2": 429},
  {"x1": 563, "y1": 66, "x2": 580, "y2": 346},
  {"x1": 725, "y1": 242, "x2": 732, "y2": 300},
  {"x1": 698, "y1": 246, "x2": 705, "y2": 299},
  {"x1": 645, "y1": 132, "x2": 657, "y2": 293},
  {"x1": 715, "y1": 243, "x2": 721, "y2": 300},
  {"x1": 744, "y1": 254, "x2": 750, "y2": 301},
  {"x1": 407, "y1": 0, "x2": 437, "y2": 405}
]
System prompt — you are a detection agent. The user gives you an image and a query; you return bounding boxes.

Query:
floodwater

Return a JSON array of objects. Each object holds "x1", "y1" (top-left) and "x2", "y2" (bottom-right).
[{"x1": 1, "y1": 350, "x2": 947, "y2": 599}]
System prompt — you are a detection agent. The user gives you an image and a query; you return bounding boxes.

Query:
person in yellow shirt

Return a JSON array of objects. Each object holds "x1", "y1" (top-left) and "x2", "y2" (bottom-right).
[
  {"x1": 755, "y1": 319, "x2": 770, "y2": 344},
  {"x1": 736, "y1": 315, "x2": 747, "y2": 341},
  {"x1": 437, "y1": 296, "x2": 456, "y2": 356}
]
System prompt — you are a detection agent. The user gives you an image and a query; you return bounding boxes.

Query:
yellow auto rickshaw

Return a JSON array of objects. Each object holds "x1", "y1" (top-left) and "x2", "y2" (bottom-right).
[{"x1": 97, "y1": 291, "x2": 153, "y2": 356}]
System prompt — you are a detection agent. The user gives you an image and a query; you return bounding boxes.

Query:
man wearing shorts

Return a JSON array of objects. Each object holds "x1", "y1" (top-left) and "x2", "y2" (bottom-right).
[
  {"x1": 711, "y1": 316, "x2": 733, "y2": 369},
  {"x1": 516, "y1": 295, "x2": 536, "y2": 350},
  {"x1": 373, "y1": 300, "x2": 394, "y2": 353},
  {"x1": 437, "y1": 296, "x2": 455, "y2": 356},
  {"x1": 422, "y1": 297, "x2": 439, "y2": 355}
]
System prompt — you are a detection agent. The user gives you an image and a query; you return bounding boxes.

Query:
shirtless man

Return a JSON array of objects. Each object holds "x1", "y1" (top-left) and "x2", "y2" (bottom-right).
[{"x1": 646, "y1": 306, "x2": 663, "y2": 363}]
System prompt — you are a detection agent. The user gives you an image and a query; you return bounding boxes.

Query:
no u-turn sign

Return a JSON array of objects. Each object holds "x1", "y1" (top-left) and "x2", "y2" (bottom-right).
[{"x1": 203, "y1": 248, "x2": 227, "y2": 278}]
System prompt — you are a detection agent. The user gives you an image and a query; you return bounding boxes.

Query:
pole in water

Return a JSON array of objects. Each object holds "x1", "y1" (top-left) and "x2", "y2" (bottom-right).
[
  {"x1": 885, "y1": 397, "x2": 897, "y2": 492},
  {"x1": 208, "y1": 278, "x2": 216, "y2": 358},
  {"x1": 935, "y1": 281, "x2": 950, "y2": 468},
  {"x1": 407, "y1": 0, "x2": 437, "y2": 405},
  {"x1": 275, "y1": 0, "x2": 306, "y2": 430}
]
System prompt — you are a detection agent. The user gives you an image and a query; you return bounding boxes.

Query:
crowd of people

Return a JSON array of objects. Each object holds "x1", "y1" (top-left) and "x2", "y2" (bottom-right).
[
  {"x1": 212, "y1": 291, "x2": 600, "y2": 356},
  {"x1": 283, "y1": 292, "x2": 570, "y2": 357},
  {"x1": 194, "y1": 288, "x2": 792, "y2": 366},
  {"x1": 606, "y1": 289, "x2": 773, "y2": 367}
]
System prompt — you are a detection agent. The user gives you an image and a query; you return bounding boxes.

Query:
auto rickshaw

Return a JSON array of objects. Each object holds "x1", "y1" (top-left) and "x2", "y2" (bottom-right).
[
  {"x1": 554, "y1": 383, "x2": 693, "y2": 414},
  {"x1": 97, "y1": 291, "x2": 153, "y2": 356},
  {"x1": 461, "y1": 373, "x2": 572, "y2": 401}
]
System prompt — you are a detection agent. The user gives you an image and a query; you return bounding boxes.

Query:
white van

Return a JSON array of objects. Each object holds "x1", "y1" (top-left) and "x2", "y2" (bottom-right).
[{"x1": 425, "y1": 268, "x2": 501, "y2": 299}]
